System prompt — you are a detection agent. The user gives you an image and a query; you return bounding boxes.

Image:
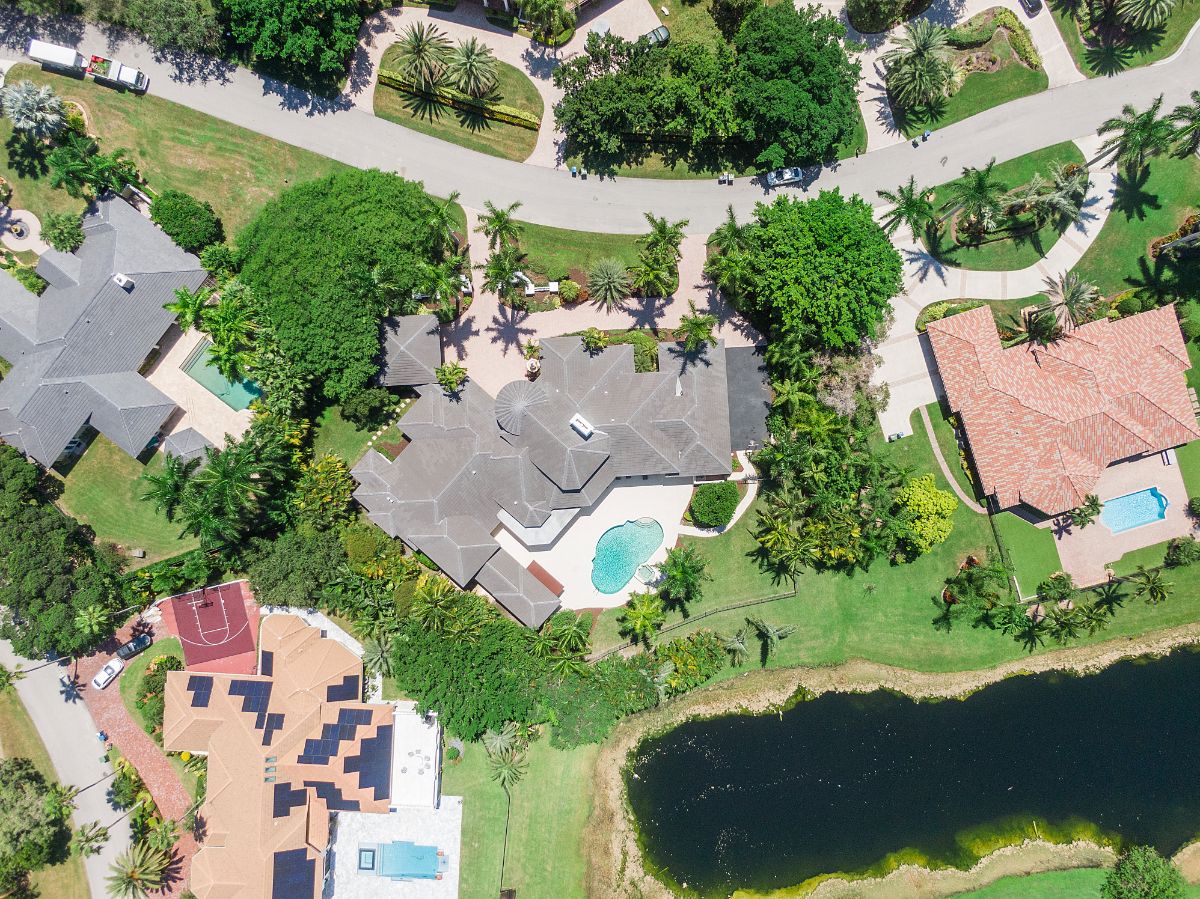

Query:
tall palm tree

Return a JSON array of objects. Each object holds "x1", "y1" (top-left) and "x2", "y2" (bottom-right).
[
  {"x1": 482, "y1": 721, "x2": 519, "y2": 757},
  {"x1": 1132, "y1": 565, "x2": 1172, "y2": 604},
  {"x1": 877, "y1": 176, "x2": 935, "y2": 237},
  {"x1": 362, "y1": 635, "x2": 394, "y2": 678},
  {"x1": 944, "y1": 160, "x2": 1006, "y2": 234},
  {"x1": 632, "y1": 252, "x2": 673, "y2": 299},
  {"x1": 659, "y1": 545, "x2": 711, "y2": 613},
  {"x1": 426, "y1": 190, "x2": 462, "y2": 255},
  {"x1": 479, "y1": 245, "x2": 525, "y2": 301},
  {"x1": 72, "y1": 821, "x2": 110, "y2": 858},
  {"x1": 1025, "y1": 307, "x2": 1064, "y2": 344},
  {"x1": 720, "y1": 629, "x2": 749, "y2": 666},
  {"x1": 587, "y1": 258, "x2": 631, "y2": 311},
  {"x1": 164, "y1": 286, "x2": 211, "y2": 333},
  {"x1": 1048, "y1": 606, "x2": 1083, "y2": 645},
  {"x1": 1044, "y1": 271, "x2": 1101, "y2": 325},
  {"x1": 410, "y1": 574, "x2": 459, "y2": 632},
  {"x1": 1097, "y1": 96, "x2": 1174, "y2": 171},
  {"x1": 1170, "y1": 90, "x2": 1200, "y2": 158},
  {"x1": 1079, "y1": 602, "x2": 1110, "y2": 636},
  {"x1": 1115, "y1": 0, "x2": 1176, "y2": 29},
  {"x1": 417, "y1": 256, "x2": 466, "y2": 321},
  {"x1": 881, "y1": 19, "x2": 954, "y2": 110},
  {"x1": 617, "y1": 592, "x2": 666, "y2": 647},
  {"x1": 87, "y1": 147, "x2": 139, "y2": 194},
  {"x1": 708, "y1": 205, "x2": 745, "y2": 254},
  {"x1": 1069, "y1": 493, "x2": 1103, "y2": 528},
  {"x1": 477, "y1": 200, "x2": 523, "y2": 251},
  {"x1": 106, "y1": 842, "x2": 171, "y2": 899},
  {"x1": 487, "y1": 747, "x2": 527, "y2": 793},
  {"x1": 141, "y1": 452, "x2": 198, "y2": 521},
  {"x1": 47, "y1": 132, "x2": 99, "y2": 197},
  {"x1": 640, "y1": 213, "x2": 689, "y2": 262},
  {"x1": 995, "y1": 602, "x2": 1029, "y2": 638},
  {"x1": 205, "y1": 297, "x2": 255, "y2": 349},
  {"x1": 45, "y1": 782, "x2": 79, "y2": 822},
  {"x1": 746, "y1": 616, "x2": 796, "y2": 661},
  {"x1": 435, "y1": 361, "x2": 469, "y2": 397},
  {"x1": 521, "y1": 0, "x2": 575, "y2": 40},
  {"x1": 677, "y1": 301, "x2": 717, "y2": 354},
  {"x1": 0, "y1": 663, "x2": 24, "y2": 694},
  {"x1": 395, "y1": 21, "x2": 452, "y2": 91},
  {"x1": 447, "y1": 37, "x2": 498, "y2": 98},
  {"x1": 73, "y1": 605, "x2": 109, "y2": 641},
  {"x1": 704, "y1": 248, "x2": 750, "y2": 299},
  {"x1": 1, "y1": 79, "x2": 64, "y2": 139}
]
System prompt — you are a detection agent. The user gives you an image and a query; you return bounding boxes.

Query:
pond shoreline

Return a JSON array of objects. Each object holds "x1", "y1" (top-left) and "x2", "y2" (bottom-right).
[{"x1": 584, "y1": 622, "x2": 1200, "y2": 898}]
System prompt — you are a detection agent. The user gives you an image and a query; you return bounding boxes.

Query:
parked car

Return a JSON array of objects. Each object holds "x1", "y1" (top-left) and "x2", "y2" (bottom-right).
[
  {"x1": 1018, "y1": 0, "x2": 1042, "y2": 16},
  {"x1": 643, "y1": 25, "x2": 670, "y2": 47},
  {"x1": 91, "y1": 658, "x2": 125, "y2": 690},
  {"x1": 766, "y1": 167, "x2": 804, "y2": 188},
  {"x1": 115, "y1": 633, "x2": 153, "y2": 661}
]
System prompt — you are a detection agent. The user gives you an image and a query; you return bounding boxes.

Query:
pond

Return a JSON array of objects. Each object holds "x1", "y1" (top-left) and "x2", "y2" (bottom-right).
[{"x1": 626, "y1": 649, "x2": 1200, "y2": 897}]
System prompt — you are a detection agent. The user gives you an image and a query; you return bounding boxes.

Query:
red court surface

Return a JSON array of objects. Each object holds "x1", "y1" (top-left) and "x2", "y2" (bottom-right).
[{"x1": 159, "y1": 580, "x2": 259, "y2": 675}]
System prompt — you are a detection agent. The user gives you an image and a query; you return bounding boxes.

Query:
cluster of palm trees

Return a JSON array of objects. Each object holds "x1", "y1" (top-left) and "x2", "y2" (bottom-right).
[
  {"x1": 477, "y1": 199, "x2": 528, "y2": 303},
  {"x1": 585, "y1": 212, "x2": 689, "y2": 312},
  {"x1": 1, "y1": 79, "x2": 65, "y2": 142},
  {"x1": 393, "y1": 23, "x2": 502, "y2": 98},
  {"x1": 881, "y1": 19, "x2": 958, "y2": 111},
  {"x1": 720, "y1": 617, "x2": 797, "y2": 666},
  {"x1": 1078, "y1": 0, "x2": 1180, "y2": 35},
  {"x1": 166, "y1": 279, "x2": 256, "y2": 383},
  {"x1": 704, "y1": 205, "x2": 750, "y2": 301},
  {"x1": 617, "y1": 545, "x2": 714, "y2": 646},
  {"x1": 1096, "y1": 92, "x2": 1200, "y2": 171}
]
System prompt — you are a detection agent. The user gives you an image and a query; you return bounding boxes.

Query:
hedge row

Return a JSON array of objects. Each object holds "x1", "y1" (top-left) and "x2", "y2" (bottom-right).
[
  {"x1": 915, "y1": 300, "x2": 984, "y2": 333},
  {"x1": 947, "y1": 9, "x2": 1041, "y2": 69},
  {"x1": 376, "y1": 70, "x2": 542, "y2": 130}
]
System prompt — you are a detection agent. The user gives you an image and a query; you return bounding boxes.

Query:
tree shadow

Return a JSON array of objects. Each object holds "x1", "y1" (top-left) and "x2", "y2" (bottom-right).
[
  {"x1": 5, "y1": 133, "x2": 48, "y2": 179},
  {"x1": 1111, "y1": 165, "x2": 1161, "y2": 221}
]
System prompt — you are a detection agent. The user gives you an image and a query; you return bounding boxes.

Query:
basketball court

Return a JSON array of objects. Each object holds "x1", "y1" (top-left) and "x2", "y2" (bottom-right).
[{"x1": 159, "y1": 580, "x2": 260, "y2": 674}]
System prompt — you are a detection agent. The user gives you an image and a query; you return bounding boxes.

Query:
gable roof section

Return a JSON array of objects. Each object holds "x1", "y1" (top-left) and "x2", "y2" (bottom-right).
[
  {"x1": 926, "y1": 304, "x2": 1200, "y2": 514},
  {"x1": 377, "y1": 314, "x2": 442, "y2": 386}
]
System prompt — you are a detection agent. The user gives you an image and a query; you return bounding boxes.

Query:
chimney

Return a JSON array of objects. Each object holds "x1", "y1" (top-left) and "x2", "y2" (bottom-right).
[{"x1": 113, "y1": 273, "x2": 134, "y2": 291}]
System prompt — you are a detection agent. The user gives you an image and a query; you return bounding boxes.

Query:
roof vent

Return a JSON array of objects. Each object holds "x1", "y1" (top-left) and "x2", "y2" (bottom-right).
[
  {"x1": 113, "y1": 273, "x2": 134, "y2": 290},
  {"x1": 569, "y1": 413, "x2": 594, "y2": 439}
]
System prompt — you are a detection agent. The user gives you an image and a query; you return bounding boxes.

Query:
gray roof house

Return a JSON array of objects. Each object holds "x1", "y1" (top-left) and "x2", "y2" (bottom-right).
[
  {"x1": 0, "y1": 196, "x2": 206, "y2": 467},
  {"x1": 353, "y1": 332, "x2": 733, "y2": 628}
]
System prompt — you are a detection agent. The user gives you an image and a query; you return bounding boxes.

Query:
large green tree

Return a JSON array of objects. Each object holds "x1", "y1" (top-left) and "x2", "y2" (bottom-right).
[
  {"x1": 221, "y1": 0, "x2": 361, "y2": 81},
  {"x1": 717, "y1": 190, "x2": 902, "y2": 349},
  {"x1": 0, "y1": 758, "x2": 70, "y2": 888},
  {"x1": 1102, "y1": 846, "x2": 1185, "y2": 899},
  {"x1": 236, "y1": 169, "x2": 443, "y2": 400}
]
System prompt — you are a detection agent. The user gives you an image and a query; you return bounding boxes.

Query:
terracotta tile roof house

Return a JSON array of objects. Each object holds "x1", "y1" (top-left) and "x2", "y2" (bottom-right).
[
  {"x1": 353, "y1": 334, "x2": 733, "y2": 628},
  {"x1": 0, "y1": 195, "x2": 206, "y2": 466},
  {"x1": 164, "y1": 615, "x2": 401, "y2": 899},
  {"x1": 926, "y1": 304, "x2": 1200, "y2": 515}
]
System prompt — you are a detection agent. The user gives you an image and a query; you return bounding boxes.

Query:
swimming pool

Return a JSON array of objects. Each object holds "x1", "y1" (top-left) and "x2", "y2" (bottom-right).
[
  {"x1": 592, "y1": 518, "x2": 664, "y2": 593},
  {"x1": 182, "y1": 338, "x2": 262, "y2": 411},
  {"x1": 1100, "y1": 487, "x2": 1169, "y2": 533}
]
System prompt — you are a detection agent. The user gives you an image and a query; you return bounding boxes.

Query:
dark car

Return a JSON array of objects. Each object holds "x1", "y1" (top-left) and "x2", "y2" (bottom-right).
[
  {"x1": 1018, "y1": 0, "x2": 1042, "y2": 16},
  {"x1": 643, "y1": 25, "x2": 670, "y2": 47},
  {"x1": 115, "y1": 633, "x2": 152, "y2": 661}
]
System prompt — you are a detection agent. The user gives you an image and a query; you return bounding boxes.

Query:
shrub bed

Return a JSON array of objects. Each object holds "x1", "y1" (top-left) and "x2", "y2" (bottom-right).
[
  {"x1": 916, "y1": 300, "x2": 985, "y2": 332},
  {"x1": 690, "y1": 481, "x2": 740, "y2": 528},
  {"x1": 135, "y1": 654, "x2": 185, "y2": 741},
  {"x1": 376, "y1": 70, "x2": 541, "y2": 130}
]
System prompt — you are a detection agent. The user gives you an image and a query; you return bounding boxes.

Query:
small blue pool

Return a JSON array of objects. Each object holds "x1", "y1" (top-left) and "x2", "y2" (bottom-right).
[
  {"x1": 182, "y1": 338, "x2": 262, "y2": 411},
  {"x1": 592, "y1": 518, "x2": 664, "y2": 593},
  {"x1": 1100, "y1": 487, "x2": 1169, "y2": 533}
]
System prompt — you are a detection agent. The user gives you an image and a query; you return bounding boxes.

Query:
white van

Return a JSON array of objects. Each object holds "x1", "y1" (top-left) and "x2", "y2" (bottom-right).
[{"x1": 27, "y1": 39, "x2": 86, "y2": 73}]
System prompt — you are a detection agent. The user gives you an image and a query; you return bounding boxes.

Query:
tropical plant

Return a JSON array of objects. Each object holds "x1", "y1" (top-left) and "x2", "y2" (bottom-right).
[
  {"x1": 480, "y1": 245, "x2": 525, "y2": 301},
  {"x1": 659, "y1": 545, "x2": 712, "y2": 614},
  {"x1": 1, "y1": 79, "x2": 64, "y2": 139},
  {"x1": 447, "y1": 37, "x2": 498, "y2": 98},
  {"x1": 1047, "y1": 605, "x2": 1083, "y2": 645},
  {"x1": 580, "y1": 327, "x2": 608, "y2": 353},
  {"x1": 417, "y1": 255, "x2": 466, "y2": 321},
  {"x1": 141, "y1": 452, "x2": 199, "y2": 522},
  {"x1": 944, "y1": 159, "x2": 1006, "y2": 234},
  {"x1": 1170, "y1": 90, "x2": 1200, "y2": 158},
  {"x1": 362, "y1": 635, "x2": 394, "y2": 679},
  {"x1": 106, "y1": 842, "x2": 171, "y2": 898},
  {"x1": 677, "y1": 301, "x2": 718, "y2": 354},
  {"x1": 72, "y1": 821, "x2": 110, "y2": 858},
  {"x1": 640, "y1": 213, "x2": 688, "y2": 263},
  {"x1": 1069, "y1": 493, "x2": 1103, "y2": 528},
  {"x1": 394, "y1": 21, "x2": 451, "y2": 91},
  {"x1": 521, "y1": 0, "x2": 575, "y2": 39},
  {"x1": 587, "y1": 258, "x2": 631, "y2": 311},
  {"x1": 704, "y1": 246, "x2": 751, "y2": 299},
  {"x1": 73, "y1": 605, "x2": 109, "y2": 640},
  {"x1": 1045, "y1": 271, "x2": 1101, "y2": 326},
  {"x1": 617, "y1": 592, "x2": 666, "y2": 647},
  {"x1": 746, "y1": 615, "x2": 796, "y2": 661},
  {"x1": 881, "y1": 19, "x2": 954, "y2": 109},
  {"x1": 546, "y1": 611, "x2": 592, "y2": 655},
  {"x1": 1131, "y1": 565, "x2": 1172, "y2": 604},
  {"x1": 426, "y1": 189, "x2": 461, "y2": 256},
  {"x1": 477, "y1": 200, "x2": 523, "y2": 251},
  {"x1": 720, "y1": 629, "x2": 749, "y2": 666},
  {"x1": 410, "y1": 574, "x2": 460, "y2": 633},
  {"x1": 41, "y1": 211, "x2": 85, "y2": 252},
  {"x1": 482, "y1": 721, "x2": 519, "y2": 757},
  {"x1": 0, "y1": 663, "x2": 24, "y2": 694},
  {"x1": 146, "y1": 818, "x2": 178, "y2": 853},
  {"x1": 631, "y1": 250, "x2": 674, "y2": 299},
  {"x1": 877, "y1": 176, "x2": 935, "y2": 237},
  {"x1": 435, "y1": 361, "x2": 468, "y2": 396},
  {"x1": 165, "y1": 286, "x2": 211, "y2": 334},
  {"x1": 1097, "y1": 96, "x2": 1174, "y2": 171},
  {"x1": 1115, "y1": 0, "x2": 1176, "y2": 30},
  {"x1": 1037, "y1": 571, "x2": 1076, "y2": 605},
  {"x1": 709, "y1": 205, "x2": 746, "y2": 255},
  {"x1": 1025, "y1": 306, "x2": 1063, "y2": 344}
]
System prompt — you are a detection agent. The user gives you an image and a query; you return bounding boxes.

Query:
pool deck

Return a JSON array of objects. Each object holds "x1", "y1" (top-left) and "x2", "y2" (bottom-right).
[
  {"x1": 1048, "y1": 454, "x2": 1195, "y2": 586},
  {"x1": 145, "y1": 325, "x2": 254, "y2": 448},
  {"x1": 493, "y1": 476, "x2": 694, "y2": 610}
]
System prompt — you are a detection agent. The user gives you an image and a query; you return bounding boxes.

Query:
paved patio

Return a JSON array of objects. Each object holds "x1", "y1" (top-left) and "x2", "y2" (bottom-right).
[
  {"x1": 1050, "y1": 454, "x2": 1195, "y2": 585},
  {"x1": 493, "y1": 476, "x2": 694, "y2": 609}
]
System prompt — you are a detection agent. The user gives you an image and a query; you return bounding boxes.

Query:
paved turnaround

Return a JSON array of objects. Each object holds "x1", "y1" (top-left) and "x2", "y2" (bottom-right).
[{"x1": 0, "y1": 9, "x2": 1196, "y2": 233}]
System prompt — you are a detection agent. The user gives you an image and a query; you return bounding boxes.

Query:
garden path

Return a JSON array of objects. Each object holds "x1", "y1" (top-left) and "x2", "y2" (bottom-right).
[{"x1": 919, "y1": 404, "x2": 987, "y2": 512}]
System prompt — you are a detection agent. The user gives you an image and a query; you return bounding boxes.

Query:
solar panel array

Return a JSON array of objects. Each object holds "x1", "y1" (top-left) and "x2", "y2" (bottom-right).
[
  {"x1": 345, "y1": 723, "x2": 393, "y2": 801},
  {"x1": 260, "y1": 650, "x2": 274, "y2": 677},
  {"x1": 261, "y1": 712, "x2": 285, "y2": 747},
  {"x1": 271, "y1": 848, "x2": 316, "y2": 899},
  {"x1": 302, "y1": 780, "x2": 362, "y2": 811},
  {"x1": 186, "y1": 674, "x2": 213, "y2": 708},
  {"x1": 325, "y1": 674, "x2": 360, "y2": 703},
  {"x1": 296, "y1": 707, "x2": 373, "y2": 766},
  {"x1": 228, "y1": 678, "x2": 274, "y2": 731},
  {"x1": 271, "y1": 782, "x2": 307, "y2": 819}
]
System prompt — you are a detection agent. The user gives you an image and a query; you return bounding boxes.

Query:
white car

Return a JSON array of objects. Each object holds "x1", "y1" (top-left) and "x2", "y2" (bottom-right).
[
  {"x1": 91, "y1": 658, "x2": 124, "y2": 690},
  {"x1": 766, "y1": 167, "x2": 803, "y2": 188}
]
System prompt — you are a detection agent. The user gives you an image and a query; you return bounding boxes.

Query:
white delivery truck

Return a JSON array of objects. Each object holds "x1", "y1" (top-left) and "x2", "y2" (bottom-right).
[
  {"x1": 27, "y1": 39, "x2": 86, "y2": 73},
  {"x1": 87, "y1": 54, "x2": 149, "y2": 92}
]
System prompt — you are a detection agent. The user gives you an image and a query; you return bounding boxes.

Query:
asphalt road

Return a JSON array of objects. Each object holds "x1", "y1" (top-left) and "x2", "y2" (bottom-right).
[{"x1": 0, "y1": 10, "x2": 1196, "y2": 233}]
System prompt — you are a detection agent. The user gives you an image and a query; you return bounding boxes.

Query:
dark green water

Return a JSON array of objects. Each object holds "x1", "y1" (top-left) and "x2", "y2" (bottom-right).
[{"x1": 626, "y1": 649, "x2": 1200, "y2": 897}]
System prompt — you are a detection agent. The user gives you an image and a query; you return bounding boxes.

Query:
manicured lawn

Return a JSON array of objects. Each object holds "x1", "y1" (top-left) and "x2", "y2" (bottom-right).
[
  {"x1": 312, "y1": 405, "x2": 377, "y2": 466},
  {"x1": 1049, "y1": 0, "x2": 1200, "y2": 77},
  {"x1": 55, "y1": 438, "x2": 198, "y2": 566},
  {"x1": 1177, "y1": 437, "x2": 1200, "y2": 498},
  {"x1": 925, "y1": 141, "x2": 1087, "y2": 271},
  {"x1": 1072, "y1": 153, "x2": 1200, "y2": 300},
  {"x1": 374, "y1": 53, "x2": 543, "y2": 164},
  {"x1": 519, "y1": 222, "x2": 642, "y2": 282},
  {"x1": 441, "y1": 735, "x2": 596, "y2": 899},
  {"x1": 0, "y1": 691, "x2": 90, "y2": 899},
  {"x1": 992, "y1": 511, "x2": 1062, "y2": 597},
  {"x1": 3, "y1": 64, "x2": 348, "y2": 234},
  {"x1": 957, "y1": 866, "x2": 1200, "y2": 897},
  {"x1": 895, "y1": 32, "x2": 1048, "y2": 137},
  {"x1": 923, "y1": 402, "x2": 979, "y2": 501}
]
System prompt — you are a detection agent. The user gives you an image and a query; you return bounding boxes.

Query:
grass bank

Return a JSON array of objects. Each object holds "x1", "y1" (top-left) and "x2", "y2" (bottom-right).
[
  {"x1": 519, "y1": 222, "x2": 642, "y2": 283},
  {"x1": 1049, "y1": 0, "x2": 1200, "y2": 77}
]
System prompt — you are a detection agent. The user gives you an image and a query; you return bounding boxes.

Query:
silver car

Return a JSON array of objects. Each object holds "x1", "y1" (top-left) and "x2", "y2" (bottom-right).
[{"x1": 91, "y1": 658, "x2": 125, "y2": 690}]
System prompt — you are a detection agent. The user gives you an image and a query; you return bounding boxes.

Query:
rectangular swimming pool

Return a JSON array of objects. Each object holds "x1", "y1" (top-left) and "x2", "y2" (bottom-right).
[
  {"x1": 1100, "y1": 487, "x2": 1168, "y2": 534},
  {"x1": 181, "y1": 338, "x2": 261, "y2": 411}
]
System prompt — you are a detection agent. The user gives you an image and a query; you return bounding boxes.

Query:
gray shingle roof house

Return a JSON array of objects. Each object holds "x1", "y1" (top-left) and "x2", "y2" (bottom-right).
[
  {"x1": 377, "y1": 314, "x2": 442, "y2": 387},
  {"x1": 0, "y1": 196, "x2": 206, "y2": 467},
  {"x1": 353, "y1": 331, "x2": 733, "y2": 628}
]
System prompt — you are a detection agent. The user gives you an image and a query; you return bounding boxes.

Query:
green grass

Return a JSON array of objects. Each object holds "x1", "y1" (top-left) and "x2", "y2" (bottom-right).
[
  {"x1": 1050, "y1": 0, "x2": 1200, "y2": 77},
  {"x1": 955, "y1": 866, "x2": 1200, "y2": 897},
  {"x1": 1178, "y1": 438, "x2": 1200, "y2": 498},
  {"x1": 0, "y1": 691, "x2": 90, "y2": 899},
  {"x1": 1072, "y1": 153, "x2": 1200, "y2": 300},
  {"x1": 992, "y1": 511, "x2": 1062, "y2": 597},
  {"x1": 373, "y1": 54, "x2": 543, "y2": 164},
  {"x1": 895, "y1": 33, "x2": 1048, "y2": 137},
  {"x1": 924, "y1": 402, "x2": 979, "y2": 501},
  {"x1": 312, "y1": 405, "x2": 377, "y2": 465},
  {"x1": 519, "y1": 222, "x2": 643, "y2": 283},
  {"x1": 56, "y1": 438, "x2": 198, "y2": 566},
  {"x1": 925, "y1": 141, "x2": 1087, "y2": 271},
  {"x1": 3, "y1": 64, "x2": 348, "y2": 234},
  {"x1": 441, "y1": 735, "x2": 597, "y2": 899}
]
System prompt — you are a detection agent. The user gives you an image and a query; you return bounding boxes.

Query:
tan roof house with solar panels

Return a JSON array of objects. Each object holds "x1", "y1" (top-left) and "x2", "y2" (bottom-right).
[
  {"x1": 164, "y1": 615, "x2": 439, "y2": 899},
  {"x1": 925, "y1": 304, "x2": 1200, "y2": 516}
]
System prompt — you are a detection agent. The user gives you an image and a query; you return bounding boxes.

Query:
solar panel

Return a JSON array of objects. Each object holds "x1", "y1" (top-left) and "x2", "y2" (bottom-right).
[
  {"x1": 186, "y1": 675, "x2": 213, "y2": 708},
  {"x1": 345, "y1": 724, "x2": 393, "y2": 801},
  {"x1": 271, "y1": 848, "x2": 315, "y2": 899},
  {"x1": 325, "y1": 675, "x2": 360, "y2": 703},
  {"x1": 271, "y1": 783, "x2": 307, "y2": 819},
  {"x1": 260, "y1": 650, "x2": 274, "y2": 677},
  {"x1": 303, "y1": 780, "x2": 362, "y2": 811}
]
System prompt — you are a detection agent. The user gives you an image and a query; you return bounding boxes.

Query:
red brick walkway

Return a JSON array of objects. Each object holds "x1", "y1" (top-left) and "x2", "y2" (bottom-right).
[{"x1": 78, "y1": 617, "x2": 196, "y2": 897}]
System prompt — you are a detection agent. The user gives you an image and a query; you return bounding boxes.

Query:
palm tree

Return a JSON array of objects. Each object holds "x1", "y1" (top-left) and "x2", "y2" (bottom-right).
[
  {"x1": 632, "y1": 251, "x2": 674, "y2": 299},
  {"x1": 477, "y1": 200, "x2": 523, "y2": 251},
  {"x1": 1170, "y1": 90, "x2": 1200, "y2": 158},
  {"x1": 746, "y1": 616, "x2": 796, "y2": 662},
  {"x1": 995, "y1": 602, "x2": 1028, "y2": 638},
  {"x1": 164, "y1": 285, "x2": 210, "y2": 333},
  {"x1": 146, "y1": 818, "x2": 178, "y2": 853},
  {"x1": 877, "y1": 176, "x2": 935, "y2": 237},
  {"x1": 659, "y1": 545, "x2": 711, "y2": 613},
  {"x1": 205, "y1": 297, "x2": 254, "y2": 348},
  {"x1": 587, "y1": 258, "x2": 631, "y2": 311},
  {"x1": 1044, "y1": 271, "x2": 1101, "y2": 325},
  {"x1": 1097, "y1": 96, "x2": 1174, "y2": 171},
  {"x1": 1132, "y1": 565, "x2": 1172, "y2": 604},
  {"x1": 521, "y1": 0, "x2": 575, "y2": 40},
  {"x1": 106, "y1": 842, "x2": 171, "y2": 899},
  {"x1": 482, "y1": 721, "x2": 519, "y2": 757},
  {"x1": 1079, "y1": 602, "x2": 1110, "y2": 636},
  {"x1": 720, "y1": 629, "x2": 749, "y2": 666},
  {"x1": 435, "y1": 361, "x2": 468, "y2": 397},
  {"x1": 73, "y1": 605, "x2": 109, "y2": 641},
  {"x1": 426, "y1": 190, "x2": 462, "y2": 256},
  {"x1": 447, "y1": 37, "x2": 498, "y2": 98},
  {"x1": 1116, "y1": 0, "x2": 1176, "y2": 29},
  {"x1": 410, "y1": 574, "x2": 459, "y2": 631},
  {"x1": 708, "y1": 205, "x2": 745, "y2": 254},
  {"x1": 704, "y1": 248, "x2": 750, "y2": 299},
  {"x1": 617, "y1": 592, "x2": 666, "y2": 647},
  {"x1": 548, "y1": 612, "x2": 591, "y2": 656},
  {"x1": 1069, "y1": 492, "x2": 1103, "y2": 528},
  {"x1": 1025, "y1": 306, "x2": 1064, "y2": 344},
  {"x1": 581, "y1": 327, "x2": 608, "y2": 354},
  {"x1": 1, "y1": 79, "x2": 64, "y2": 139},
  {"x1": 192, "y1": 440, "x2": 260, "y2": 524},
  {"x1": 652, "y1": 659, "x2": 675, "y2": 703},
  {"x1": 206, "y1": 338, "x2": 251, "y2": 383},
  {"x1": 1017, "y1": 614, "x2": 1047, "y2": 652},
  {"x1": 479, "y1": 245, "x2": 525, "y2": 301},
  {"x1": 395, "y1": 21, "x2": 451, "y2": 91},
  {"x1": 72, "y1": 821, "x2": 110, "y2": 858},
  {"x1": 944, "y1": 160, "x2": 1006, "y2": 234},
  {"x1": 141, "y1": 452, "x2": 198, "y2": 521},
  {"x1": 47, "y1": 132, "x2": 98, "y2": 197},
  {"x1": 881, "y1": 19, "x2": 954, "y2": 110},
  {"x1": 417, "y1": 256, "x2": 466, "y2": 321},
  {"x1": 640, "y1": 213, "x2": 688, "y2": 262},
  {"x1": 488, "y1": 747, "x2": 527, "y2": 793},
  {"x1": 0, "y1": 663, "x2": 24, "y2": 694},
  {"x1": 362, "y1": 635, "x2": 394, "y2": 678},
  {"x1": 677, "y1": 301, "x2": 717, "y2": 354},
  {"x1": 87, "y1": 147, "x2": 139, "y2": 194},
  {"x1": 1048, "y1": 606, "x2": 1083, "y2": 645}
]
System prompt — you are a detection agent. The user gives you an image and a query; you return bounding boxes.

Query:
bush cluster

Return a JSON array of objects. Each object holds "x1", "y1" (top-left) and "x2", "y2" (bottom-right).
[
  {"x1": 136, "y1": 654, "x2": 185, "y2": 738},
  {"x1": 690, "y1": 481, "x2": 740, "y2": 528},
  {"x1": 150, "y1": 189, "x2": 224, "y2": 253}
]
